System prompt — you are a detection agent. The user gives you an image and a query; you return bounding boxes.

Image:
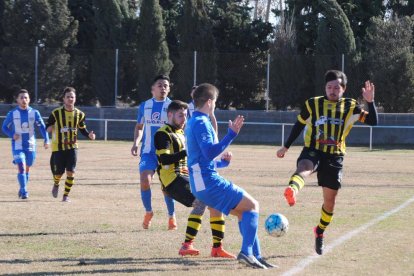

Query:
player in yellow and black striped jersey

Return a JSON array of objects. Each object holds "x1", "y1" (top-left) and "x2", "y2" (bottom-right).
[
  {"x1": 46, "y1": 87, "x2": 95, "y2": 202},
  {"x1": 276, "y1": 70, "x2": 378, "y2": 255},
  {"x1": 154, "y1": 100, "x2": 235, "y2": 259}
]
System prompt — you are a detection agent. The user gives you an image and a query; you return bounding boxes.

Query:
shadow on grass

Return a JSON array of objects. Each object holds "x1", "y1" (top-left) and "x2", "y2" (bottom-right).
[
  {"x1": 0, "y1": 230, "x2": 118, "y2": 237},
  {"x1": 1, "y1": 256, "x2": 239, "y2": 275}
]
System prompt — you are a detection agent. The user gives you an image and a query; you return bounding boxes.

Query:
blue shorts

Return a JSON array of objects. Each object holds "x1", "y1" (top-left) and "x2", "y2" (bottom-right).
[
  {"x1": 139, "y1": 153, "x2": 158, "y2": 173},
  {"x1": 12, "y1": 150, "x2": 36, "y2": 167},
  {"x1": 192, "y1": 175, "x2": 245, "y2": 216}
]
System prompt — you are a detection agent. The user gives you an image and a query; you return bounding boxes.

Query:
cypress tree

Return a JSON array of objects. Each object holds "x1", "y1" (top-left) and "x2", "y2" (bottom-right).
[
  {"x1": 364, "y1": 16, "x2": 414, "y2": 112},
  {"x1": 1, "y1": 0, "x2": 77, "y2": 103},
  {"x1": 314, "y1": 0, "x2": 358, "y2": 96},
  {"x1": 135, "y1": 0, "x2": 173, "y2": 102}
]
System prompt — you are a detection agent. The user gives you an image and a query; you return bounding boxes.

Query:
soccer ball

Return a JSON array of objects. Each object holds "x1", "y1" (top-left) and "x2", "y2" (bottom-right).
[{"x1": 265, "y1": 213, "x2": 289, "y2": 237}]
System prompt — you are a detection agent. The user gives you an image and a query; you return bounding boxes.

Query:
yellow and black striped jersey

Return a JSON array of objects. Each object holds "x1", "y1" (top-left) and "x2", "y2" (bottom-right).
[
  {"x1": 154, "y1": 124, "x2": 188, "y2": 187},
  {"x1": 298, "y1": 96, "x2": 369, "y2": 155},
  {"x1": 47, "y1": 107, "x2": 87, "y2": 152}
]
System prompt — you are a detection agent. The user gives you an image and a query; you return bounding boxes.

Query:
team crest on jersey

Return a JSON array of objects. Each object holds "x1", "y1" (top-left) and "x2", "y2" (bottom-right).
[
  {"x1": 201, "y1": 132, "x2": 208, "y2": 141},
  {"x1": 21, "y1": 122, "x2": 29, "y2": 132},
  {"x1": 152, "y1": 112, "x2": 160, "y2": 121}
]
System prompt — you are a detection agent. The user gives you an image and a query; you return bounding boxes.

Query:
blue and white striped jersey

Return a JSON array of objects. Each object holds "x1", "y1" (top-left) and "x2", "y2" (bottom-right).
[
  {"x1": 2, "y1": 107, "x2": 49, "y2": 151},
  {"x1": 137, "y1": 97, "x2": 171, "y2": 155}
]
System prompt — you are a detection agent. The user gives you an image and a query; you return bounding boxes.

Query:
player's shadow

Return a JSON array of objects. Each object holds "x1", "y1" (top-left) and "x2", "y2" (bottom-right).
[{"x1": 1, "y1": 257, "x2": 238, "y2": 275}]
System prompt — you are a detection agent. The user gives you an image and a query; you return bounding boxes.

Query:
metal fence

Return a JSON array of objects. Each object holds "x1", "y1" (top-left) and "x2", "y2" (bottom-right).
[
  {"x1": 1, "y1": 46, "x2": 364, "y2": 109},
  {"x1": 3, "y1": 115, "x2": 412, "y2": 149}
]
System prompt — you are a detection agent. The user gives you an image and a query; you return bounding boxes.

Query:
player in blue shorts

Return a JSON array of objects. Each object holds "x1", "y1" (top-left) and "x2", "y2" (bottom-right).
[
  {"x1": 131, "y1": 75, "x2": 176, "y2": 230},
  {"x1": 185, "y1": 83, "x2": 276, "y2": 269},
  {"x1": 2, "y1": 89, "x2": 49, "y2": 199}
]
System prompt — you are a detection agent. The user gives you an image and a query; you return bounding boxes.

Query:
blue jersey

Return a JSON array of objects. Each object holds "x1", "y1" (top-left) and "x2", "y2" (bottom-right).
[
  {"x1": 185, "y1": 111, "x2": 237, "y2": 193},
  {"x1": 2, "y1": 106, "x2": 49, "y2": 151},
  {"x1": 137, "y1": 97, "x2": 171, "y2": 155}
]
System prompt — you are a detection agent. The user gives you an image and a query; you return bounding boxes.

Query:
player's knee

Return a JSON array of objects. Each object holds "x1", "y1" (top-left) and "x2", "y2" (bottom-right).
[
  {"x1": 192, "y1": 199, "x2": 206, "y2": 215},
  {"x1": 17, "y1": 162, "x2": 26, "y2": 174},
  {"x1": 248, "y1": 198, "x2": 260, "y2": 212}
]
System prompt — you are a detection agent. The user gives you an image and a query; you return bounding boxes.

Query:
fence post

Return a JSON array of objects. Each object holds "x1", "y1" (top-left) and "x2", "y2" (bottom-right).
[
  {"x1": 281, "y1": 124, "x2": 285, "y2": 146},
  {"x1": 193, "y1": 51, "x2": 197, "y2": 86},
  {"x1": 265, "y1": 53, "x2": 270, "y2": 111},
  {"x1": 34, "y1": 46, "x2": 39, "y2": 103},
  {"x1": 105, "y1": 120, "x2": 108, "y2": 141},
  {"x1": 369, "y1": 126, "x2": 373, "y2": 151},
  {"x1": 114, "y1": 48, "x2": 119, "y2": 107}
]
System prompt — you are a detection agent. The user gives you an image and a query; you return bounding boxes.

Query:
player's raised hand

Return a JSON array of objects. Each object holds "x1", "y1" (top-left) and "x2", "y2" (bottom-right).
[
  {"x1": 362, "y1": 81, "x2": 375, "y2": 103},
  {"x1": 88, "y1": 130, "x2": 96, "y2": 140},
  {"x1": 228, "y1": 115, "x2": 244, "y2": 134},
  {"x1": 276, "y1": 147, "x2": 288, "y2": 158},
  {"x1": 221, "y1": 151, "x2": 232, "y2": 162}
]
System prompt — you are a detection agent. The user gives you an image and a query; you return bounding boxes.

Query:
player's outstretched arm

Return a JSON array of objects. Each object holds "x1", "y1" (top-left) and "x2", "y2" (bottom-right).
[{"x1": 199, "y1": 115, "x2": 243, "y2": 161}]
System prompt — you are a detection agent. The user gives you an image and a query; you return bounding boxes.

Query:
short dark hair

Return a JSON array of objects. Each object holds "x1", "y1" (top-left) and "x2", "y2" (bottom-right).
[
  {"x1": 167, "y1": 100, "x2": 188, "y2": 113},
  {"x1": 325, "y1": 70, "x2": 347, "y2": 88},
  {"x1": 63, "y1": 86, "x2": 76, "y2": 97},
  {"x1": 193, "y1": 83, "x2": 219, "y2": 108},
  {"x1": 153, "y1": 74, "x2": 170, "y2": 84},
  {"x1": 15, "y1": 89, "x2": 29, "y2": 98}
]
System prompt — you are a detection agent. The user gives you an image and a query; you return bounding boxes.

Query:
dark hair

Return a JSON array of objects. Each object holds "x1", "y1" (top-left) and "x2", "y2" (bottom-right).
[
  {"x1": 325, "y1": 70, "x2": 347, "y2": 88},
  {"x1": 167, "y1": 100, "x2": 188, "y2": 113},
  {"x1": 63, "y1": 87, "x2": 76, "y2": 97},
  {"x1": 153, "y1": 74, "x2": 170, "y2": 84},
  {"x1": 193, "y1": 83, "x2": 219, "y2": 108},
  {"x1": 15, "y1": 89, "x2": 30, "y2": 98}
]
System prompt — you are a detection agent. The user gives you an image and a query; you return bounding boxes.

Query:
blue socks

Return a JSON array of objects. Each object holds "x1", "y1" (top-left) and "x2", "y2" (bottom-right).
[
  {"x1": 141, "y1": 190, "x2": 175, "y2": 216},
  {"x1": 164, "y1": 195, "x2": 175, "y2": 216},
  {"x1": 141, "y1": 189, "x2": 152, "y2": 212},
  {"x1": 17, "y1": 173, "x2": 27, "y2": 195},
  {"x1": 240, "y1": 211, "x2": 259, "y2": 256},
  {"x1": 238, "y1": 219, "x2": 262, "y2": 259}
]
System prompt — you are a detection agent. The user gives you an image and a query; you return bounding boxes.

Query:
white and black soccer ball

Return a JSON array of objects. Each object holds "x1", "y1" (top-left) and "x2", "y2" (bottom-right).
[{"x1": 265, "y1": 213, "x2": 289, "y2": 237}]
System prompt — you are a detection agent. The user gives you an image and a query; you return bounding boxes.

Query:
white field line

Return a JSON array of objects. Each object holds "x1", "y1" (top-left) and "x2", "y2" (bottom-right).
[{"x1": 282, "y1": 195, "x2": 414, "y2": 276}]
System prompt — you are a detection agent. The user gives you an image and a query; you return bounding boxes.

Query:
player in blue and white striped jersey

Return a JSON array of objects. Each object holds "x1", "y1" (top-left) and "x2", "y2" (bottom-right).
[
  {"x1": 2, "y1": 89, "x2": 49, "y2": 199},
  {"x1": 131, "y1": 75, "x2": 176, "y2": 230}
]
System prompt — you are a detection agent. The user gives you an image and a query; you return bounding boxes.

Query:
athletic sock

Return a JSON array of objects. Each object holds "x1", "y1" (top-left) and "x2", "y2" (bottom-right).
[
  {"x1": 63, "y1": 176, "x2": 74, "y2": 196},
  {"x1": 164, "y1": 194, "x2": 175, "y2": 217},
  {"x1": 210, "y1": 216, "x2": 225, "y2": 248},
  {"x1": 317, "y1": 205, "x2": 333, "y2": 235},
  {"x1": 53, "y1": 175, "x2": 61, "y2": 186},
  {"x1": 288, "y1": 173, "x2": 305, "y2": 192},
  {"x1": 240, "y1": 211, "x2": 259, "y2": 256},
  {"x1": 17, "y1": 173, "x2": 27, "y2": 194},
  {"x1": 141, "y1": 189, "x2": 152, "y2": 212},
  {"x1": 238, "y1": 220, "x2": 261, "y2": 258},
  {"x1": 184, "y1": 214, "x2": 202, "y2": 243}
]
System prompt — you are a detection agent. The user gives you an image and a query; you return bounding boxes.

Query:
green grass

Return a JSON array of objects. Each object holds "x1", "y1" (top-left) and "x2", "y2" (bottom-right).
[{"x1": 0, "y1": 139, "x2": 413, "y2": 275}]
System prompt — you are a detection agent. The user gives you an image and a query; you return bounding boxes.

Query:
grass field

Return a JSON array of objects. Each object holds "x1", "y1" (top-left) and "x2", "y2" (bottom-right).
[{"x1": 0, "y1": 138, "x2": 413, "y2": 275}]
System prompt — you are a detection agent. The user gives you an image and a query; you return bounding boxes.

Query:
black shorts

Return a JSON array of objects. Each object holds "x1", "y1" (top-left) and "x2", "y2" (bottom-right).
[
  {"x1": 297, "y1": 147, "x2": 344, "y2": 190},
  {"x1": 50, "y1": 149, "x2": 78, "y2": 175},
  {"x1": 163, "y1": 175, "x2": 195, "y2": 207}
]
